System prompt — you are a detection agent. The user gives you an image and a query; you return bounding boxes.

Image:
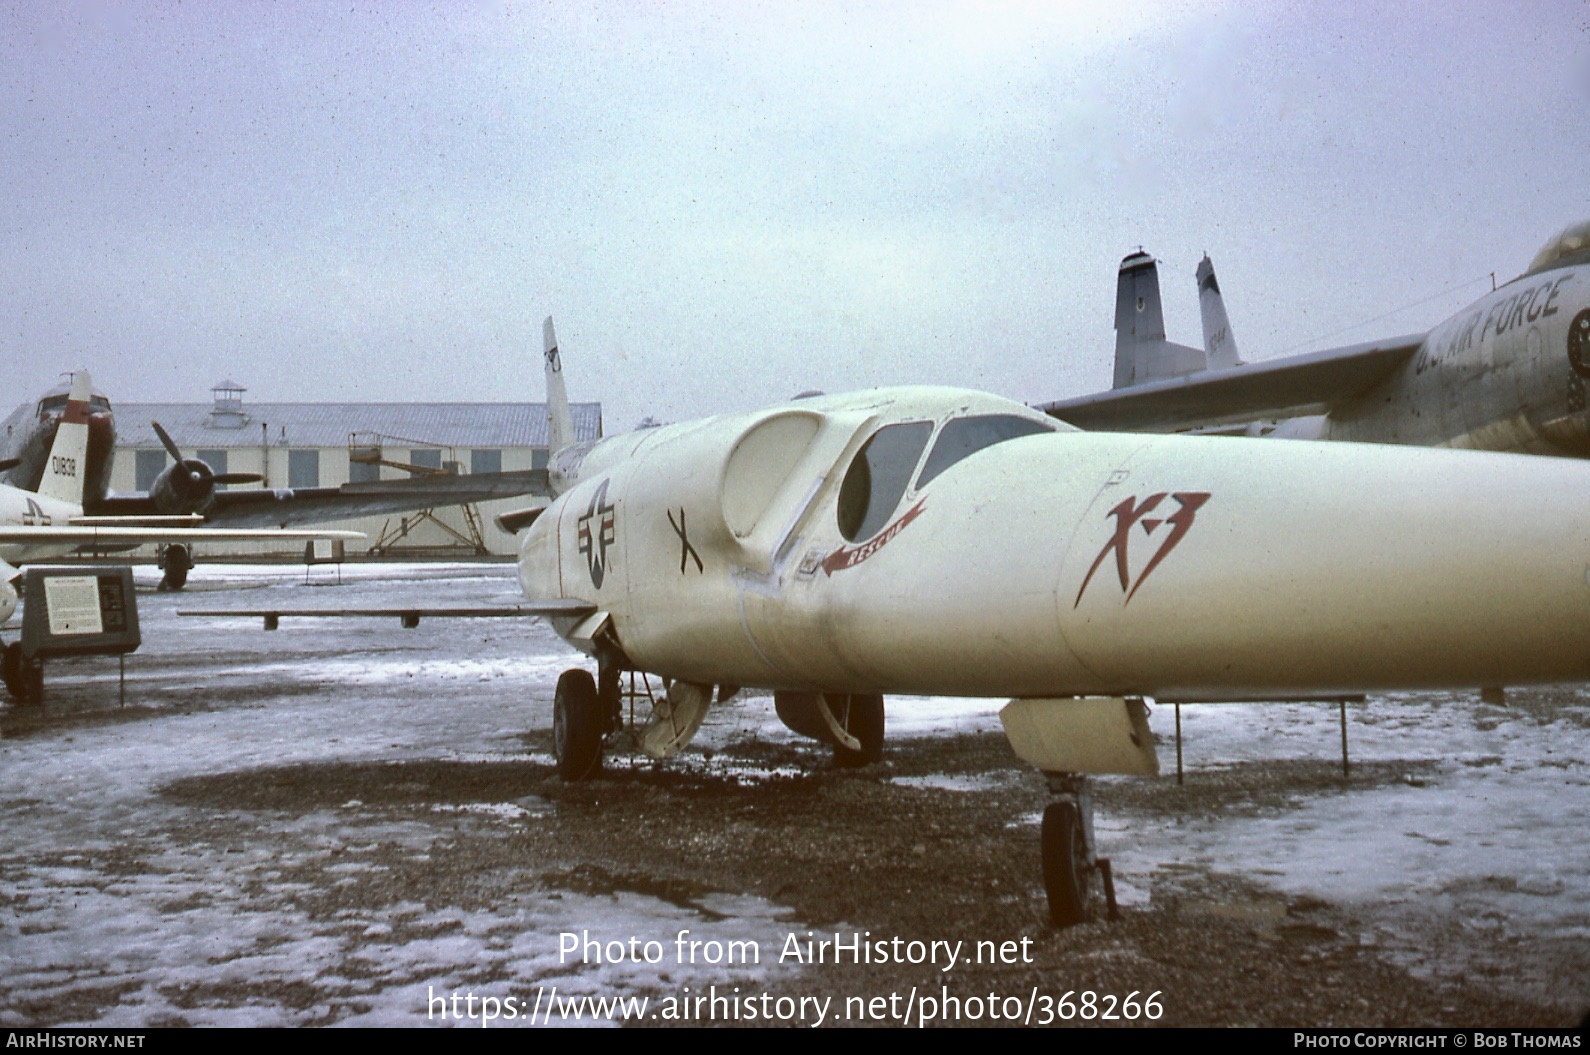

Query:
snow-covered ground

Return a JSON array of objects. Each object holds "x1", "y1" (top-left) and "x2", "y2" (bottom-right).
[{"x1": 1, "y1": 562, "x2": 1585, "y2": 1025}]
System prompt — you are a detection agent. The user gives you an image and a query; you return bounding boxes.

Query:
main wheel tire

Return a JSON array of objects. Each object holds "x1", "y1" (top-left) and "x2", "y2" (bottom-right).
[
  {"x1": 553, "y1": 669, "x2": 604, "y2": 781},
  {"x1": 831, "y1": 692, "x2": 885, "y2": 767},
  {"x1": 159, "y1": 545, "x2": 191, "y2": 592},
  {"x1": 2, "y1": 642, "x2": 21, "y2": 699},
  {"x1": 1042, "y1": 800, "x2": 1092, "y2": 927}
]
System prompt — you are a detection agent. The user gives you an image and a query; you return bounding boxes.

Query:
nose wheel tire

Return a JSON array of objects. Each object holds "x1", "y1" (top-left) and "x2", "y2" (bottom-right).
[
  {"x1": 553, "y1": 668, "x2": 604, "y2": 781},
  {"x1": 1041, "y1": 800, "x2": 1093, "y2": 927}
]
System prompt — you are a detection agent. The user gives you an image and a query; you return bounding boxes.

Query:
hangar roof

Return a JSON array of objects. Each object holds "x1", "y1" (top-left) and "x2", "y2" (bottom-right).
[{"x1": 2, "y1": 401, "x2": 602, "y2": 450}]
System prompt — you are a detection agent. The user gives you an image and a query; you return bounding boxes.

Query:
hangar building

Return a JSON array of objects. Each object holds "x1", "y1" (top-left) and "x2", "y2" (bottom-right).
[{"x1": 5, "y1": 381, "x2": 602, "y2": 558}]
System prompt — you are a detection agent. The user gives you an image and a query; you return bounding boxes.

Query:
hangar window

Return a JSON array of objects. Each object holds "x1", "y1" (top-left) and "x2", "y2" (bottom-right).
[
  {"x1": 136, "y1": 449, "x2": 167, "y2": 492},
  {"x1": 471, "y1": 449, "x2": 502, "y2": 475},
  {"x1": 288, "y1": 449, "x2": 319, "y2": 489},
  {"x1": 836, "y1": 422, "x2": 932, "y2": 542},
  {"x1": 916, "y1": 415, "x2": 1056, "y2": 489},
  {"x1": 197, "y1": 450, "x2": 228, "y2": 490}
]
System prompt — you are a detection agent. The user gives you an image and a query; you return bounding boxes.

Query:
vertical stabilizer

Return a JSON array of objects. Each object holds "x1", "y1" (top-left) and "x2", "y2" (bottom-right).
[
  {"x1": 1197, "y1": 254, "x2": 1242, "y2": 369},
  {"x1": 543, "y1": 316, "x2": 576, "y2": 456},
  {"x1": 37, "y1": 370, "x2": 92, "y2": 506},
  {"x1": 1113, "y1": 251, "x2": 1206, "y2": 388},
  {"x1": 1114, "y1": 252, "x2": 1165, "y2": 388}
]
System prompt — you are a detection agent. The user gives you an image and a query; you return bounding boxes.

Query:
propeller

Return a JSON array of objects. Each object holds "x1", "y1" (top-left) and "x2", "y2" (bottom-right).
[{"x1": 152, "y1": 422, "x2": 262, "y2": 487}]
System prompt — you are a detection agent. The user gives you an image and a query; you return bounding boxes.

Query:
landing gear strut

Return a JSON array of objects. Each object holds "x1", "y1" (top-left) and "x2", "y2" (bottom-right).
[
  {"x1": 826, "y1": 692, "x2": 884, "y2": 767},
  {"x1": 1040, "y1": 773, "x2": 1118, "y2": 927},
  {"x1": 773, "y1": 690, "x2": 888, "y2": 766}
]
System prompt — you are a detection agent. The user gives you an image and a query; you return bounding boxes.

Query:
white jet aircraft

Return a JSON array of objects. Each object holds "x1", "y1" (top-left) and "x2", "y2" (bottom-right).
[
  {"x1": 504, "y1": 319, "x2": 1590, "y2": 924},
  {"x1": 223, "y1": 320, "x2": 1590, "y2": 925},
  {"x1": 1, "y1": 370, "x2": 361, "y2": 700}
]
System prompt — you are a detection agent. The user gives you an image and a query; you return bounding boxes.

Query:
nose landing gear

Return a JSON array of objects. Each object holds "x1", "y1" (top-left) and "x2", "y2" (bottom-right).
[{"x1": 1040, "y1": 773, "x2": 1118, "y2": 927}]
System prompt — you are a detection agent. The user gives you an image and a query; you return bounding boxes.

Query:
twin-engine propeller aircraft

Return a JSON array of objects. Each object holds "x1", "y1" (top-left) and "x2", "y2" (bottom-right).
[
  {"x1": 1043, "y1": 220, "x2": 1590, "y2": 456},
  {"x1": 2, "y1": 375, "x2": 553, "y2": 589},
  {"x1": 1, "y1": 371, "x2": 362, "y2": 701},
  {"x1": 219, "y1": 319, "x2": 1590, "y2": 926}
]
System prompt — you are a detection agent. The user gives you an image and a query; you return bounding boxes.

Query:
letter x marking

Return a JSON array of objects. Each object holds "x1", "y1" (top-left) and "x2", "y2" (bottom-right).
[{"x1": 668, "y1": 508, "x2": 703, "y2": 574}]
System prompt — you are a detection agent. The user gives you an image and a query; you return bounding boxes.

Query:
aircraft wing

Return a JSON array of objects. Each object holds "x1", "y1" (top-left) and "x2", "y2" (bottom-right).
[
  {"x1": 1041, "y1": 334, "x2": 1426, "y2": 433},
  {"x1": 178, "y1": 599, "x2": 597, "y2": 629},
  {"x1": 0, "y1": 525, "x2": 362, "y2": 545},
  {"x1": 94, "y1": 469, "x2": 551, "y2": 529}
]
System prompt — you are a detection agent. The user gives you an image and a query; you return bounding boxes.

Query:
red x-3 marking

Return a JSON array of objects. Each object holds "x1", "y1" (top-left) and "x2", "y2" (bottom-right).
[{"x1": 1074, "y1": 491, "x2": 1211, "y2": 607}]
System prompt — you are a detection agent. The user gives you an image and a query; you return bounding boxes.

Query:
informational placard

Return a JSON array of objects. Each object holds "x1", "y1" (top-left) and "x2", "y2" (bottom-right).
[
  {"x1": 21, "y1": 567, "x2": 141, "y2": 659},
  {"x1": 44, "y1": 576, "x2": 104, "y2": 636}
]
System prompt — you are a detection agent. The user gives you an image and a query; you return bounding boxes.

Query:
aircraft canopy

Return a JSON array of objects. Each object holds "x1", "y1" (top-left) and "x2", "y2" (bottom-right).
[{"x1": 1525, "y1": 220, "x2": 1590, "y2": 277}]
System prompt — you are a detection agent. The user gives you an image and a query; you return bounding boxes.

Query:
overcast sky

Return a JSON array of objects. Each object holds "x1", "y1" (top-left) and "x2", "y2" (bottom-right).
[{"x1": 3, "y1": 1, "x2": 1586, "y2": 431}]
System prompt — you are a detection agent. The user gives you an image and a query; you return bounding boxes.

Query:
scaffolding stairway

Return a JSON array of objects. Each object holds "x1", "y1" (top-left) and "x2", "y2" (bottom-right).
[{"x1": 348, "y1": 432, "x2": 490, "y2": 557}]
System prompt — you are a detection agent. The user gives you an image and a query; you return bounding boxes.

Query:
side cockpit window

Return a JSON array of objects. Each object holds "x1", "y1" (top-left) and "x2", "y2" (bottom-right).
[
  {"x1": 916, "y1": 414, "x2": 1055, "y2": 489},
  {"x1": 836, "y1": 421, "x2": 932, "y2": 542}
]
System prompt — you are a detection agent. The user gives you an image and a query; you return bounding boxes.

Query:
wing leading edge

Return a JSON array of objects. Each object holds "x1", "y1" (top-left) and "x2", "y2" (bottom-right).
[
  {"x1": 178, "y1": 598, "x2": 597, "y2": 630},
  {"x1": 1043, "y1": 335, "x2": 1425, "y2": 433},
  {"x1": 94, "y1": 469, "x2": 551, "y2": 529}
]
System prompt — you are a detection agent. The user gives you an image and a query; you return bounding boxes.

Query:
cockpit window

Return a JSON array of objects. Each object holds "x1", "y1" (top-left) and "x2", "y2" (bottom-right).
[
  {"x1": 915, "y1": 414, "x2": 1055, "y2": 489},
  {"x1": 1525, "y1": 220, "x2": 1590, "y2": 277},
  {"x1": 836, "y1": 421, "x2": 932, "y2": 542},
  {"x1": 36, "y1": 394, "x2": 110, "y2": 415}
]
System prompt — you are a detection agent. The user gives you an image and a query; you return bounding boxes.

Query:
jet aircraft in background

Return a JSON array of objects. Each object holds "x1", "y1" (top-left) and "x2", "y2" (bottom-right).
[
  {"x1": 1043, "y1": 220, "x2": 1590, "y2": 456},
  {"x1": 2, "y1": 375, "x2": 554, "y2": 589}
]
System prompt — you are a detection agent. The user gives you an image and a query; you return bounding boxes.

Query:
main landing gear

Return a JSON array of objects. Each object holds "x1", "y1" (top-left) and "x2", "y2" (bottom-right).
[
  {"x1": 1040, "y1": 774, "x2": 1118, "y2": 927},
  {"x1": 552, "y1": 645, "x2": 719, "y2": 781},
  {"x1": 771, "y1": 690, "x2": 886, "y2": 766},
  {"x1": 553, "y1": 669, "x2": 606, "y2": 781},
  {"x1": 157, "y1": 544, "x2": 192, "y2": 592},
  {"x1": 2, "y1": 641, "x2": 44, "y2": 706},
  {"x1": 551, "y1": 672, "x2": 886, "y2": 779}
]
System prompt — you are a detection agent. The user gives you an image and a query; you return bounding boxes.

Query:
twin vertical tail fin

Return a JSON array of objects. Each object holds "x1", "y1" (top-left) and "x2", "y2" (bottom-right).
[
  {"x1": 1112, "y1": 252, "x2": 1206, "y2": 388},
  {"x1": 36, "y1": 370, "x2": 92, "y2": 506},
  {"x1": 543, "y1": 316, "x2": 576, "y2": 457},
  {"x1": 1197, "y1": 254, "x2": 1242, "y2": 369}
]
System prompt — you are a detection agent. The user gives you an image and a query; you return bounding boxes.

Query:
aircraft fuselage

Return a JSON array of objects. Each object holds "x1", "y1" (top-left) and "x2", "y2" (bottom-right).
[
  {"x1": 1, "y1": 401, "x2": 116, "y2": 504},
  {"x1": 1322, "y1": 262, "x2": 1588, "y2": 454},
  {"x1": 519, "y1": 385, "x2": 1590, "y2": 702}
]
